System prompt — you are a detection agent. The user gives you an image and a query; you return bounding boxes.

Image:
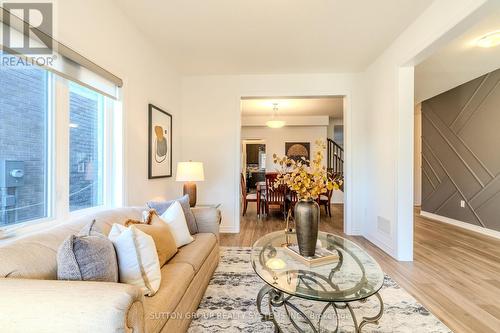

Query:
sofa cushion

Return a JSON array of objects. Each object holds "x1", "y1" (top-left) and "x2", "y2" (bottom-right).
[
  {"x1": 168, "y1": 233, "x2": 217, "y2": 273},
  {"x1": 143, "y1": 263, "x2": 195, "y2": 333},
  {"x1": 57, "y1": 220, "x2": 118, "y2": 282},
  {"x1": 0, "y1": 207, "x2": 144, "y2": 280},
  {"x1": 0, "y1": 233, "x2": 66, "y2": 279},
  {"x1": 147, "y1": 195, "x2": 198, "y2": 234}
]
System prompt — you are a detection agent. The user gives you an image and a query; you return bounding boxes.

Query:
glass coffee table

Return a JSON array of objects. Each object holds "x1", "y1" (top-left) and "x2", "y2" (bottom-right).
[{"x1": 251, "y1": 231, "x2": 384, "y2": 332}]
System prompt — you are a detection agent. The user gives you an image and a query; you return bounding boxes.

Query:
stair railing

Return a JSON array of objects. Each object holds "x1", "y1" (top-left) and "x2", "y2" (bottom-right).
[{"x1": 327, "y1": 138, "x2": 344, "y2": 177}]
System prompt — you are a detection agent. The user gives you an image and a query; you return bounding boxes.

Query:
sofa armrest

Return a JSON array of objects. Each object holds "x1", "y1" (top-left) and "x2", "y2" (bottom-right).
[
  {"x1": 0, "y1": 278, "x2": 144, "y2": 333},
  {"x1": 192, "y1": 207, "x2": 221, "y2": 239}
]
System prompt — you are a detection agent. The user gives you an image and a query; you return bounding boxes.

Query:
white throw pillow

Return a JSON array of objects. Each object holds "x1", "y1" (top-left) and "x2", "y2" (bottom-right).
[
  {"x1": 160, "y1": 201, "x2": 194, "y2": 247},
  {"x1": 108, "y1": 224, "x2": 161, "y2": 296}
]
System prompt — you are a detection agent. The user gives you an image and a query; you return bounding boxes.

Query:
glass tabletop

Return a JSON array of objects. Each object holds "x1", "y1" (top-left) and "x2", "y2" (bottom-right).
[{"x1": 251, "y1": 231, "x2": 384, "y2": 302}]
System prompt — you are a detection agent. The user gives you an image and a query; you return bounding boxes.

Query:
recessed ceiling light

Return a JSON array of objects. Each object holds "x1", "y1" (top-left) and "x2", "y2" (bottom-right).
[
  {"x1": 69, "y1": 123, "x2": 79, "y2": 128},
  {"x1": 476, "y1": 30, "x2": 500, "y2": 48}
]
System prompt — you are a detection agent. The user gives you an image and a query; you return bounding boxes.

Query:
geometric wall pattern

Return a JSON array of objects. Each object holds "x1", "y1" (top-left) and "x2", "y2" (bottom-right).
[{"x1": 422, "y1": 67, "x2": 500, "y2": 232}]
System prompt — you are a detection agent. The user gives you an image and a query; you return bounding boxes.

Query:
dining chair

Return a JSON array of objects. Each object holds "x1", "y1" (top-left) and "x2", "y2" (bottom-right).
[
  {"x1": 256, "y1": 181, "x2": 267, "y2": 217},
  {"x1": 264, "y1": 173, "x2": 286, "y2": 218},
  {"x1": 285, "y1": 189, "x2": 298, "y2": 217},
  {"x1": 319, "y1": 173, "x2": 338, "y2": 217},
  {"x1": 241, "y1": 173, "x2": 260, "y2": 216},
  {"x1": 319, "y1": 188, "x2": 333, "y2": 217}
]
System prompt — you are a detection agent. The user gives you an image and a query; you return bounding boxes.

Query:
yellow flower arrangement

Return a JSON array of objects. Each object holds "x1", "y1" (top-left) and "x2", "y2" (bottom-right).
[{"x1": 272, "y1": 140, "x2": 342, "y2": 201}]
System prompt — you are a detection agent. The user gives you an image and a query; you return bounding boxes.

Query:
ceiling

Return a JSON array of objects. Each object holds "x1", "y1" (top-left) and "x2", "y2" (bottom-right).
[
  {"x1": 415, "y1": 5, "x2": 500, "y2": 103},
  {"x1": 114, "y1": 0, "x2": 433, "y2": 75},
  {"x1": 241, "y1": 96, "x2": 343, "y2": 118}
]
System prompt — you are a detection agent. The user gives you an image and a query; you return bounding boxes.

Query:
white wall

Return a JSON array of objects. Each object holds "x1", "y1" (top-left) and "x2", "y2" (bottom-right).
[
  {"x1": 362, "y1": 0, "x2": 491, "y2": 260},
  {"x1": 181, "y1": 74, "x2": 367, "y2": 234},
  {"x1": 327, "y1": 117, "x2": 343, "y2": 141},
  {"x1": 55, "y1": 0, "x2": 183, "y2": 206},
  {"x1": 241, "y1": 126, "x2": 328, "y2": 171}
]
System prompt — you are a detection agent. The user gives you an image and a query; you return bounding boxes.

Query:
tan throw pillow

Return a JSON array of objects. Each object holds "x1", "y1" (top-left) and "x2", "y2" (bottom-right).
[{"x1": 126, "y1": 211, "x2": 178, "y2": 267}]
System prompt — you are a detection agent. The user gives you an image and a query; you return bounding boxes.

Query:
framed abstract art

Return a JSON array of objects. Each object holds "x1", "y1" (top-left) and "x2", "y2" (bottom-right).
[{"x1": 148, "y1": 104, "x2": 172, "y2": 179}]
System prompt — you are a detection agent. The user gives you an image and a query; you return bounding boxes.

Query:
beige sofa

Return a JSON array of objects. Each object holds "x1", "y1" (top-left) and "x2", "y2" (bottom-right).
[{"x1": 0, "y1": 206, "x2": 221, "y2": 333}]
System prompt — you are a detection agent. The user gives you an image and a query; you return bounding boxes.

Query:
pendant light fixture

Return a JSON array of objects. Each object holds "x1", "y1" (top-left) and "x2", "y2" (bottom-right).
[
  {"x1": 266, "y1": 103, "x2": 286, "y2": 128},
  {"x1": 476, "y1": 30, "x2": 500, "y2": 48}
]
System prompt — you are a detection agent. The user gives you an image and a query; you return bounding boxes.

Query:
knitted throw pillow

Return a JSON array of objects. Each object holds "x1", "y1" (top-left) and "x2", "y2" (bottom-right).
[{"x1": 57, "y1": 220, "x2": 118, "y2": 282}]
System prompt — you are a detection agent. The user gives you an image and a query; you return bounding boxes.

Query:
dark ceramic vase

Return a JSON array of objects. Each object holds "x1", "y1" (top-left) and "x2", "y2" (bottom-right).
[{"x1": 294, "y1": 199, "x2": 320, "y2": 257}]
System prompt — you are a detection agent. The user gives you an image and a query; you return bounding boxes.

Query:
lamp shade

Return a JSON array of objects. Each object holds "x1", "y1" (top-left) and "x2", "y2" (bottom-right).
[{"x1": 176, "y1": 162, "x2": 205, "y2": 182}]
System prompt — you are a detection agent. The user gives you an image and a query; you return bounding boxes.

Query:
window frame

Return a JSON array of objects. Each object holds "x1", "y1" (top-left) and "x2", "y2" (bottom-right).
[
  {"x1": 0, "y1": 74, "x2": 118, "y2": 234},
  {"x1": 57, "y1": 76, "x2": 115, "y2": 219}
]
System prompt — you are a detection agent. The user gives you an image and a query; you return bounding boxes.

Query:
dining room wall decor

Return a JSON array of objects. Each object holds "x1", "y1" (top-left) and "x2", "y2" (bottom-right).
[{"x1": 285, "y1": 142, "x2": 310, "y2": 164}]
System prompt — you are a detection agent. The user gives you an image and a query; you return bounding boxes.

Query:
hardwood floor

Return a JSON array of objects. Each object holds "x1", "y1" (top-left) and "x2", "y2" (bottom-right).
[{"x1": 220, "y1": 204, "x2": 500, "y2": 333}]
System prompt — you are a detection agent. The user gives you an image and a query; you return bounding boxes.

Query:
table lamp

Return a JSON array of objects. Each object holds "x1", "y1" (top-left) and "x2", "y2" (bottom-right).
[{"x1": 176, "y1": 161, "x2": 205, "y2": 207}]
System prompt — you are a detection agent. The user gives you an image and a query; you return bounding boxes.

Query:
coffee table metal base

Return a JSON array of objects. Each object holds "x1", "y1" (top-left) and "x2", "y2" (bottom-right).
[{"x1": 257, "y1": 284, "x2": 384, "y2": 333}]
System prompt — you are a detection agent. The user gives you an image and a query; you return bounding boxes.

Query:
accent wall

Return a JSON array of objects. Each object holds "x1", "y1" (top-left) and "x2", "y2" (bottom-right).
[{"x1": 421, "y1": 67, "x2": 500, "y2": 231}]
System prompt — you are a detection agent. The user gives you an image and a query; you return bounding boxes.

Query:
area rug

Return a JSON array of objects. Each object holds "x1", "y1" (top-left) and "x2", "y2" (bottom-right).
[{"x1": 188, "y1": 247, "x2": 452, "y2": 333}]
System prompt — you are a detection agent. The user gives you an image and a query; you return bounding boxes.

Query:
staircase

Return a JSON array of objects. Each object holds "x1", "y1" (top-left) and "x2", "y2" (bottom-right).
[{"x1": 327, "y1": 138, "x2": 344, "y2": 190}]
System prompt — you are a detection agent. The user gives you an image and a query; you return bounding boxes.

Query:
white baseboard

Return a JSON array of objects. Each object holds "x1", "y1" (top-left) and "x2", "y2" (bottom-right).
[
  {"x1": 331, "y1": 190, "x2": 344, "y2": 204},
  {"x1": 345, "y1": 227, "x2": 361, "y2": 236},
  {"x1": 220, "y1": 225, "x2": 240, "y2": 233},
  {"x1": 364, "y1": 232, "x2": 396, "y2": 257},
  {"x1": 420, "y1": 211, "x2": 500, "y2": 240}
]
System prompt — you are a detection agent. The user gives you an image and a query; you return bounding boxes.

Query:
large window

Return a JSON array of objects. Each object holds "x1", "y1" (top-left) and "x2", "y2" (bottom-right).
[
  {"x1": 0, "y1": 62, "x2": 49, "y2": 226},
  {"x1": 0, "y1": 56, "x2": 114, "y2": 227}
]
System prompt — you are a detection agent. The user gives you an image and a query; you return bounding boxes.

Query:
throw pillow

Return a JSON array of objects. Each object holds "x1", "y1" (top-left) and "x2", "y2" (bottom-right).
[
  {"x1": 126, "y1": 210, "x2": 178, "y2": 267},
  {"x1": 108, "y1": 224, "x2": 161, "y2": 296},
  {"x1": 159, "y1": 201, "x2": 194, "y2": 247},
  {"x1": 147, "y1": 195, "x2": 198, "y2": 234},
  {"x1": 57, "y1": 220, "x2": 118, "y2": 282}
]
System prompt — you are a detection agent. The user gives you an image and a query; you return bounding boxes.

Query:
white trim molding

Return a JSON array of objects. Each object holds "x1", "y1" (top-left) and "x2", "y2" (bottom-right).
[
  {"x1": 421, "y1": 211, "x2": 500, "y2": 240},
  {"x1": 241, "y1": 115, "x2": 330, "y2": 127}
]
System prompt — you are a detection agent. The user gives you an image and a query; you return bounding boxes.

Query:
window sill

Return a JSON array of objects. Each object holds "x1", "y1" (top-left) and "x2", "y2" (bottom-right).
[
  {"x1": 68, "y1": 205, "x2": 109, "y2": 219},
  {"x1": 0, "y1": 205, "x2": 113, "y2": 244}
]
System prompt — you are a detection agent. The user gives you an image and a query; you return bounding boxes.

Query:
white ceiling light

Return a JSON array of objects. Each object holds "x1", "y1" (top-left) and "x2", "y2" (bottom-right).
[
  {"x1": 266, "y1": 120, "x2": 286, "y2": 128},
  {"x1": 266, "y1": 103, "x2": 286, "y2": 129},
  {"x1": 476, "y1": 30, "x2": 500, "y2": 48}
]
